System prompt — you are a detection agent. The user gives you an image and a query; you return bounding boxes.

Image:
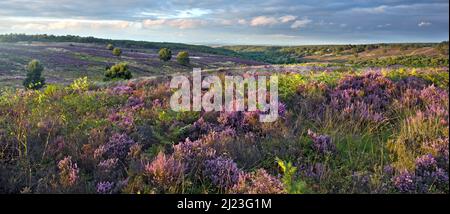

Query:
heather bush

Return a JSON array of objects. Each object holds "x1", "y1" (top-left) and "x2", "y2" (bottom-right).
[
  {"x1": 230, "y1": 169, "x2": 286, "y2": 194},
  {"x1": 204, "y1": 156, "x2": 241, "y2": 192},
  {"x1": 0, "y1": 66, "x2": 448, "y2": 194},
  {"x1": 145, "y1": 152, "x2": 185, "y2": 193},
  {"x1": 58, "y1": 156, "x2": 79, "y2": 188}
]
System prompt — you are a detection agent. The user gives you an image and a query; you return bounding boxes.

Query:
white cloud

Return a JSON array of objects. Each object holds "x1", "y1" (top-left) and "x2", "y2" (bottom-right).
[
  {"x1": 142, "y1": 19, "x2": 206, "y2": 29},
  {"x1": 279, "y1": 15, "x2": 297, "y2": 23},
  {"x1": 8, "y1": 18, "x2": 134, "y2": 31},
  {"x1": 139, "y1": 8, "x2": 212, "y2": 19},
  {"x1": 351, "y1": 5, "x2": 387, "y2": 14},
  {"x1": 291, "y1": 18, "x2": 312, "y2": 29},
  {"x1": 377, "y1": 23, "x2": 391, "y2": 28},
  {"x1": 418, "y1": 21, "x2": 432, "y2": 27},
  {"x1": 250, "y1": 16, "x2": 279, "y2": 26},
  {"x1": 237, "y1": 19, "x2": 247, "y2": 25}
]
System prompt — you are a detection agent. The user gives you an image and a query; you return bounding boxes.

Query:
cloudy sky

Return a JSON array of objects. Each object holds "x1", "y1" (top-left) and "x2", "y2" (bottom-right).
[{"x1": 0, "y1": 0, "x2": 448, "y2": 45}]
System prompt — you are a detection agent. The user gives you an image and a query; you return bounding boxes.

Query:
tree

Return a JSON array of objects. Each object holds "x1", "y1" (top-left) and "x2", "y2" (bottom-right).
[
  {"x1": 158, "y1": 48, "x2": 172, "y2": 61},
  {"x1": 104, "y1": 62, "x2": 132, "y2": 80},
  {"x1": 112, "y1": 48, "x2": 122, "y2": 57},
  {"x1": 176, "y1": 51, "x2": 190, "y2": 65},
  {"x1": 23, "y1": 59, "x2": 45, "y2": 89},
  {"x1": 107, "y1": 44, "x2": 114, "y2": 50}
]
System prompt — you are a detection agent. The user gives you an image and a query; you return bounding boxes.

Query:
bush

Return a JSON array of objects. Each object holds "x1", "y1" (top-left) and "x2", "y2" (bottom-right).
[
  {"x1": 176, "y1": 51, "x2": 190, "y2": 65},
  {"x1": 23, "y1": 59, "x2": 46, "y2": 89},
  {"x1": 158, "y1": 48, "x2": 172, "y2": 62},
  {"x1": 107, "y1": 44, "x2": 114, "y2": 50},
  {"x1": 104, "y1": 63, "x2": 132, "y2": 80},
  {"x1": 112, "y1": 48, "x2": 122, "y2": 57}
]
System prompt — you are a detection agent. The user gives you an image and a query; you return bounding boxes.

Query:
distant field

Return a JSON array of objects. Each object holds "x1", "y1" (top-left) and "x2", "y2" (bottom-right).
[{"x1": 0, "y1": 42, "x2": 264, "y2": 88}]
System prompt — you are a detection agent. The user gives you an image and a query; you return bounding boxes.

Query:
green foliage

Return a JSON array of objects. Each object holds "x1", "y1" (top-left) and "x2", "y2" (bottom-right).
[
  {"x1": 104, "y1": 63, "x2": 132, "y2": 80},
  {"x1": 159, "y1": 48, "x2": 172, "y2": 62},
  {"x1": 176, "y1": 51, "x2": 190, "y2": 65},
  {"x1": 106, "y1": 44, "x2": 114, "y2": 50},
  {"x1": 278, "y1": 74, "x2": 305, "y2": 102},
  {"x1": 277, "y1": 158, "x2": 308, "y2": 194},
  {"x1": 436, "y1": 41, "x2": 449, "y2": 55},
  {"x1": 23, "y1": 59, "x2": 46, "y2": 90},
  {"x1": 383, "y1": 68, "x2": 449, "y2": 88},
  {"x1": 112, "y1": 48, "x2": 122, "y2": 57},
  {"x1": 68, "y1": 77, "x2": 90, "y2": 92},
  {"x1": 352, "y1": 55, "x2": 449, "y2": 67}
]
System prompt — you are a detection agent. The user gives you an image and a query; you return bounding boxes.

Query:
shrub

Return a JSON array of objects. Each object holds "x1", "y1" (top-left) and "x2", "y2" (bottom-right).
[
  {"x1": 204, "y1": 156, "x2": 241, "y2": 191},
  {"x1": 230, "y1": 169, "x2": 285, "y2": 194},
  {"x1": 176, "y1": 51, "x2": 190, "y2": 65},
  {"x1": 158, "y1": 48, "x2": 172, "y2": 61},
  {"x1": 107, "y1": 44, "x2": 114, "y2": 50},
  {"x1": 23, "y1": 59, "x2": 46, "y2": 89},
  {"x1": 58, "y1": 156, "x2": 79, "y2": 188},
  {"x1": 145, "y1": 152, "x2": 185, "y2": 193},
  {"x1": 112, "y1": 48, "x2": 122, "y2": 57},
  {"x1": 104, "y1": 63, "x2": 132, "y2": 80}
]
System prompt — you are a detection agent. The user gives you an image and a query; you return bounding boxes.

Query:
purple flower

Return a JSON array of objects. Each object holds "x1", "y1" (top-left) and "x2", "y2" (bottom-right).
[
  {"x1": 307, "y1": 130, "x2": 336, "y2": 155},
  {"x1": 278, "y1": 102, "x2": 287, "y2": 119},
  {"x1": 109, "y1": 85, "x2": 133, "y2": 96},
  {"x1": 97, "y1": 158, "x2": 119, "y2": 171},
  {"x1": 95, "y1": 133, "x2": 135, "y2": 160},
  {"x1": 204, "y1": 156, "x2": 242, "y2": 190},
  {"x1": 393, "y1": 171, "x2": 415, "y2": 193},
  {"x1": 127, "y1": 96, "x2": 144, "y2": 110},
  {"x1": 96, "y1": 181, "x2": 114, "y2": 194}
]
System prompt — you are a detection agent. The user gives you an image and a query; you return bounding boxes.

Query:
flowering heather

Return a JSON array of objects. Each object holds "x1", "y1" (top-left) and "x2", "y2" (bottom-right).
[
  {"x1": 278, "y1": 102, "x2": 287, "y2": 119},
  {"x1": 396, "y1": 76, "x2": 428, "y2": 91},
  {"x1": 200, "y1": 128, "x2": 236, "y2": 145},
  {"x1": 0, "y1": 56, "x2": 448, "y2": 194},
  {"x1": 96, "y1": 181, "x2": 114, "y2": 194},
  {"x1": 419, "y1": 85, "x2": 448, "y2": 106},
  {"x1": 108, "y1": 111, "x2": 135, "y2": 131},
  {"x1": 423, "y1": 138, "x2": 449, "y2": 166},
  {"x1": 152, "y1": 99, "x2": 163, "y2": 108},
  {"x1": 303, "y1": 163, "x2": 327, "y2": 182},
  {"x1": 145, "y1": 152, "x2": 185, "y2": 192},
  {"x1": 95, "y1": 133, "x2": 135, "y2": 160},
  {"x1": 307, "y1": 130, "x2": 336, "y2": 155},
  {"x1": 173, "y1": 138, "x2": 217, "y2": 163},
  {"x1": 97, "y1": 158, "x2": 119, "y2": 171},
  {"x1": 191, "y1": 117, "x2": 215, "y2": 138},
  {"x1": 217, "y1": 111, "x2": 244, "y2": 128},
  {"x1": 230, "y1": 169, "x2": 285, "y2": 194},
  {"x1": 204, "y1": 156, "x2": 242, "y2": 190},
  {"x1": 393, "y1": 153, "x2": 449, "y2": 193},
  {"x1": 414, "y1": 154, "x2": 449, "y2": 193},
  {"x1": 393, "y1": 171, "x2": 415, "y2": 193},
  {"x1": 58, "y1": 156, "x2": 79, "y2": 188},
  {"x1": 109, "y1": 85, "x2": 134, "y2": 96},
  {"x1": 127, "y1": 96, "x2": 144, "y2": 110},
  {"x1": 329, "y1": 72, "x2": 395, "y2": 123}
]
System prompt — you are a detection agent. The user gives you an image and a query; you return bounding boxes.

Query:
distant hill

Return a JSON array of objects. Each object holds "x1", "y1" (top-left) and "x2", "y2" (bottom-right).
[
  {"x1": 0, "y1": 34, "x2": 241, "y2": 57},
  {"x1": 223, "y1": 42, "x2": 449, "y2": 64},
  {"x1": 2, "y1": 34, "x2": 448, "y2": 66}
]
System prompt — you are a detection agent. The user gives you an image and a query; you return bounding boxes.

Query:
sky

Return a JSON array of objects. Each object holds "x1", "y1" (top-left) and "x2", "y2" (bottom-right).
[{"x1": 0, "y1": 0, "x2": 448, "y2": 45}]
